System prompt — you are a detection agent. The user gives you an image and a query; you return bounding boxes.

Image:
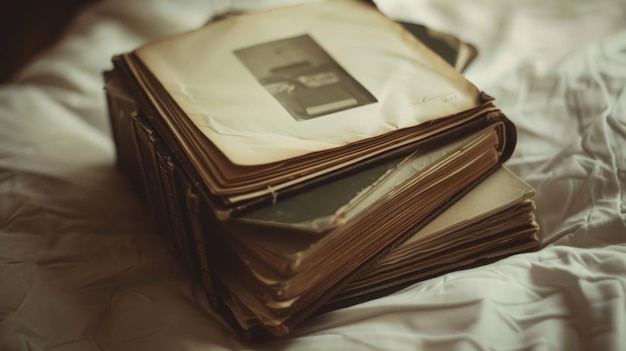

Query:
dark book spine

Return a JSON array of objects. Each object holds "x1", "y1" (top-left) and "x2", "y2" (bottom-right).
[
  {"x1": 156, "y1": 150, "x2": 198, "y2": 273},
  {"x1": 132, "y1": 115, "x2": 179, "y2": 247},
  {"x1": 105, "y1": 75, "x2": 194, "y2": 272},
  {"x1": 105, "y1": 64, "x2": 253, "y2": 340},
  {"x1": 132, "y1": 111, "x2": 211, "y2": 281},
  {"x1": 185, "y1": 188, "x2": 218, "y2": 308},
  {"x1": 103, "y1": 71, "x2": 144, "y2": 193}
]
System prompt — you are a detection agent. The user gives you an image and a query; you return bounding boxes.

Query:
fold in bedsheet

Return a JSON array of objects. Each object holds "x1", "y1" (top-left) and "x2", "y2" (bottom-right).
[
  {"x1": 1, "y1": 0, "x2": 625, "y2": 350},
  {"x1": 501, "y1": 29, "x2": 626, "y2": 248}
]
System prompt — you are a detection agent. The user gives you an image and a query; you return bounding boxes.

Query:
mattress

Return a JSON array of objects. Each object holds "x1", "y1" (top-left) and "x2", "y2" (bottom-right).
[{"x1": 1, "y1": 0, "x2": 625, "y2": 350}]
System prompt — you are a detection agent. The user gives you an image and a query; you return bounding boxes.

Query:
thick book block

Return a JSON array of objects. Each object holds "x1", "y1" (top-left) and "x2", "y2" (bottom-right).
[{"x1": 104, "y1": 0, "x2": 538, "y2": 341}]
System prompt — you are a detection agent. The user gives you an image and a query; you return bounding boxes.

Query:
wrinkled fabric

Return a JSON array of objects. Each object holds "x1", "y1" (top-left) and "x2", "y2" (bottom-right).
[{"x1": 1, "y1": 0, "x2": 625, "y2": 350}]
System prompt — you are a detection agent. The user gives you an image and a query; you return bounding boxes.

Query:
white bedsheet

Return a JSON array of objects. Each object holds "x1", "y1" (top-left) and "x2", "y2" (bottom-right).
[{"x1": 1, "y1": 0, "x2": 625, "y2": 350}]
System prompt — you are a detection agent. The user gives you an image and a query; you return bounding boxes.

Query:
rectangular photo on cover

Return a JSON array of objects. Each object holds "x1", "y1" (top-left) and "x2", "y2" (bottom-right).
[{"x1": 234, "y1": 34, "x2": 377, "y2": 121}]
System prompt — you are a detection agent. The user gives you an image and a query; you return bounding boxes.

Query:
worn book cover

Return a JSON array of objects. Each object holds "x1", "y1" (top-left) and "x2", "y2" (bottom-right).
[
  {"x1": 118, "y1": 0, "x2": 512, "y2": 207},
  {"x1": 104, "y1": 0, "x2": 536, "y2": 340}
]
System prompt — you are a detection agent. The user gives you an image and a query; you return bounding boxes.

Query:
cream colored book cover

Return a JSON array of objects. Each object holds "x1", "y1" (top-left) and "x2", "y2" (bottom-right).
[{"x1": 134, "y1": 0, "x2": 480, "y2": 166}]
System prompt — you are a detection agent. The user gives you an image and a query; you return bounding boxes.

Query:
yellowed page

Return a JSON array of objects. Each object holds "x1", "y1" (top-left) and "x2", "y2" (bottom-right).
[{"x1": 135, "y1": 0, "x2": 480, "y2": 166}]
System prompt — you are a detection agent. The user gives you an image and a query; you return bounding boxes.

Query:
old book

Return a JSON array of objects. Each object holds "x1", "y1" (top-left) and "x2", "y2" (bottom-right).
[
  {"x1": 325, "y1": 166, "x2": 539, "y2": 308},
  {"x1": 221, "y1": 166, "x2": 538, "y2": 331},
  {"x1": 114, "y1": 0, "x2": 512, "y2": 208},
  {"x1": 104, "y1": 0, "x2": 537, "y2": 340}
]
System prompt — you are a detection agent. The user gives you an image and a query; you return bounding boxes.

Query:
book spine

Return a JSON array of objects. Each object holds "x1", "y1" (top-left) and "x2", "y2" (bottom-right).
[
  {"x1": 185, "y1": 187, "x2": 218, "y2": 308},
  {"x1": 133, "y1": 114, "x2": 183, "y2": 252},
  {"x1": 106, "y1": 63, "x2": 243, "y2": 337},
  {"x1": 106, "y1": 70, "x2": 195, "y2": 270},
  {"x1": 155, "y1": 150, "x2": 198, "y2": 273},
  {"x1": 132, "y1": 111, "x2": 210, "y2": 280},
  {"x1": 103, "y1": 71, "x2": 144, "y2": 193}
]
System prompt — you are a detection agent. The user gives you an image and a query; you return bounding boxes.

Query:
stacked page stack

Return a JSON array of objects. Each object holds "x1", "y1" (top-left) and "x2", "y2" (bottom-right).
[{"x1": 104, "y1": 0, "x2": 538, "y2": 341}]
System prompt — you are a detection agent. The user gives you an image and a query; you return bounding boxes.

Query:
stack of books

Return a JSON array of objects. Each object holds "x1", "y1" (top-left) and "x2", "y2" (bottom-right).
[{"x1": 104, "y1": 0, "x2": 538, "y2": 341}]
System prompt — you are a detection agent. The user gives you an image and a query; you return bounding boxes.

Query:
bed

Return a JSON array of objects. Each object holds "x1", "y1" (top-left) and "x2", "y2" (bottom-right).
[{"x1": 1, "y1": 0, "x2": 625, "y2": 350}]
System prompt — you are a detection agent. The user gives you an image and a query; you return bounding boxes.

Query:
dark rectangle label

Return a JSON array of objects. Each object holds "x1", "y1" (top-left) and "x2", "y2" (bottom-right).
[{"x1": 234, "y1": 34, "x2": 377, "y2": 121}]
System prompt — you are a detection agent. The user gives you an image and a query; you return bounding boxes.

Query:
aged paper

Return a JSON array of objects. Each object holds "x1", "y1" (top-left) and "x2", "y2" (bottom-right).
[{"x1": 135, "y1": 0, "x2": 480, "y2": 166}]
